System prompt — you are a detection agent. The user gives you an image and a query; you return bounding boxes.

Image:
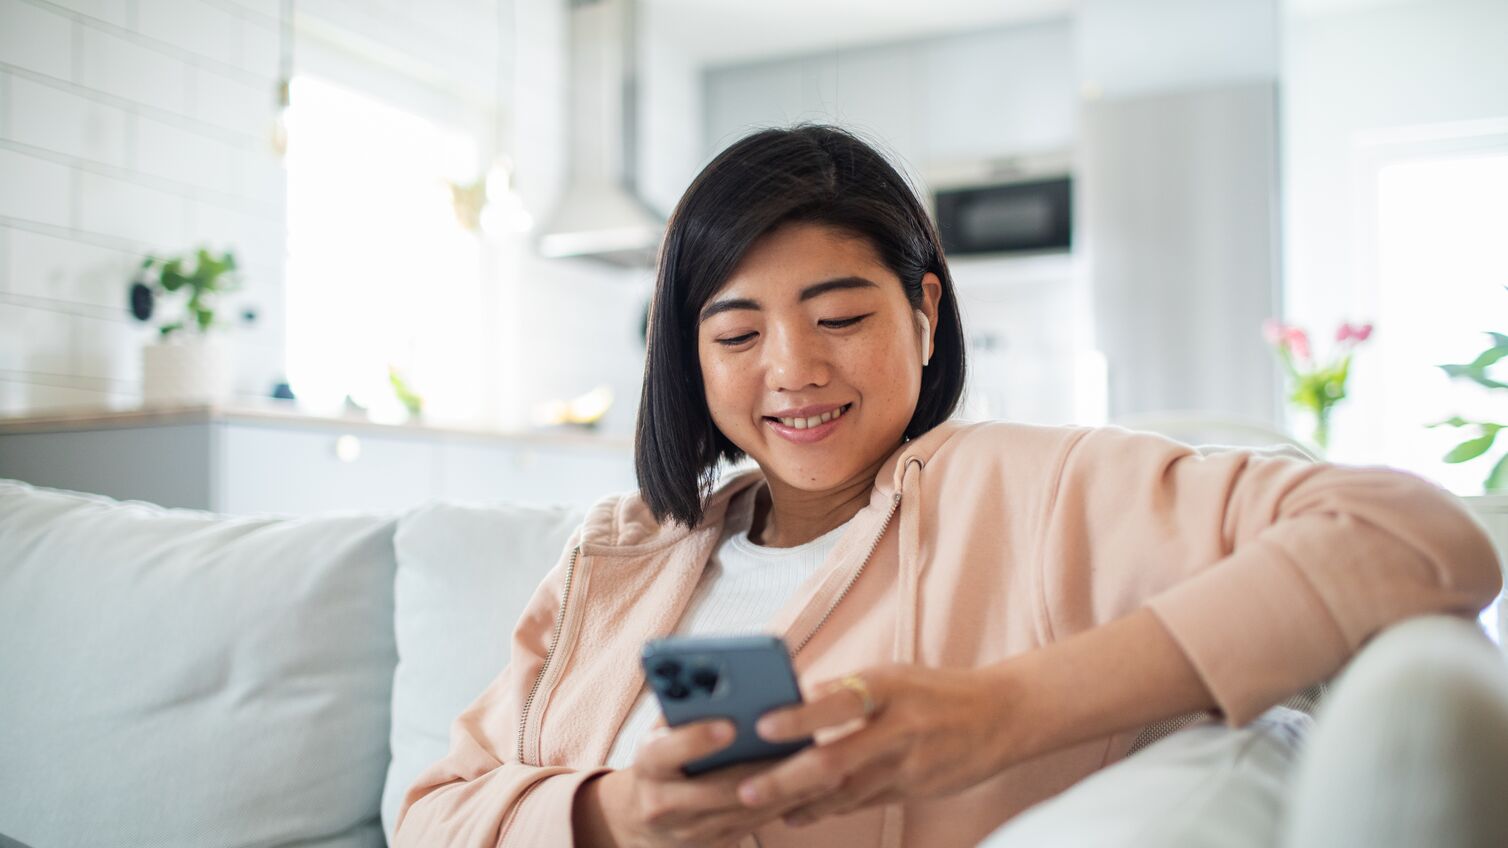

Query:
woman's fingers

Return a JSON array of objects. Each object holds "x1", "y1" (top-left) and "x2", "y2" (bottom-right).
[
  {"x1": 737, "y1": 715, "x2": 898, "y2": 808},
  {"x1": 757, "y1": 675, "x2": 881, "y2": 743},
  {"x1": 781, "y1": 757, "x2": 902, "y2": 825},
  {"x1": 635, "y1": 719, "x2": 736, "y2": 781}
]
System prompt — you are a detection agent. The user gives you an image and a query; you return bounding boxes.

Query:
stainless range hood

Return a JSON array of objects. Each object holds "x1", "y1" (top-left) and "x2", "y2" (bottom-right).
[{"x1": 537, "y1": 0, "x2": 664, "y2": 267}]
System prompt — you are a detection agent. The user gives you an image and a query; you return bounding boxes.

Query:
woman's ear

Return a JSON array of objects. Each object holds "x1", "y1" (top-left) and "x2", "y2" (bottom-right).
[
  {"x1": 914, "y1": 310, "x2": 932, "y2": 367},
  {"x1": 917, "y1": 272, "x2": 942, "y2": 367}
]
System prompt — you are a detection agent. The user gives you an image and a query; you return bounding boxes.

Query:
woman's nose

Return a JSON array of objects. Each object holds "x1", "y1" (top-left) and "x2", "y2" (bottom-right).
[{"x1": 763, "y1": 325, "x2": 830, "y2": 392}]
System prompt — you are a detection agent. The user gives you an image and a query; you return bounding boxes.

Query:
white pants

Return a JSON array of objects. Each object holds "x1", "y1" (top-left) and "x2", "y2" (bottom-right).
[{"x1": 981, "y1": 616, "x2": 1508, "y2": 848}]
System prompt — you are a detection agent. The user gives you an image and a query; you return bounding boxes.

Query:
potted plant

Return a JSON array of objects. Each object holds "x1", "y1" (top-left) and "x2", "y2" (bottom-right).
[
  {"x1": 127, "y1": 247, "x2": 254, "y2": 406},
  {"x1": 1262, "y1": 319, "x2": 1373, "y2": 455},
  {"x1": 1432, "y1": 329, "x2": 1508, "y2": 491},
  {"x1": 1430, "y1": 321, "x2": 1508, "y2": 643}
]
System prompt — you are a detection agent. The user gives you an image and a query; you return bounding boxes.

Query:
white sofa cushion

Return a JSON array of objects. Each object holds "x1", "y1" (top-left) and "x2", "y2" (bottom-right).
[
  {"x1": 0, "y1": 480, "x2": 398, "y2": 848},
  {"x1": 381, "y1": 500, "x2": 585, "y2": 841},
  {"x1": 981, "y1": 707, "x2": 1312, "y2": 848}
]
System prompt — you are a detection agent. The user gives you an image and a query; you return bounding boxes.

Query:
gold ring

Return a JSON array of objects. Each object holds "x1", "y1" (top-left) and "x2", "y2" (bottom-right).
[{"x1": 837, "y1": 674, "x2": 876, "y2": 719}]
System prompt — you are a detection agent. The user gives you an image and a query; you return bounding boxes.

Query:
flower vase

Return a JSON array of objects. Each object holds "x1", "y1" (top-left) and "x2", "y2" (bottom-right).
[
  {"x1": 142, "y1": 335, "x2": 233, "y2": 406},
  {"x1": 1310, "y1": 406, "x2": 1332, "y2": 457}
]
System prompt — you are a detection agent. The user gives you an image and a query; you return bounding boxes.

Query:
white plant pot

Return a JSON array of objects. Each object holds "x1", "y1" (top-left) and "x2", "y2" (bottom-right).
[
  {"x1": 142, "y1": 335, "x2": 233, "y2": 406},
  {"x1": 1462, "y1": 494, "x2": 1508, "y2": 647}
]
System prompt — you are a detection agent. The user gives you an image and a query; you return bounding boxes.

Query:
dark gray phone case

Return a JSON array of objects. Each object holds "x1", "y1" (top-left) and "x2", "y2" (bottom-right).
[{"x1": 641, "y1": 634, "x2": 813, "y2": 776}]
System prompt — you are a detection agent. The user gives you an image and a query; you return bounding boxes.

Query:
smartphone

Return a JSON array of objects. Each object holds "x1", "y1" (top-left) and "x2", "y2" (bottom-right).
[{"x1": 641, "y1": 634, "x2": 813, "y2": 776}]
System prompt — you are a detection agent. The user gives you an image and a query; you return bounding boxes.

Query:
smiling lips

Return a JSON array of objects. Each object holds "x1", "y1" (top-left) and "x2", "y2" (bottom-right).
[{"x1": 764, "y1": 403, "x2": 852, "y2": 443}]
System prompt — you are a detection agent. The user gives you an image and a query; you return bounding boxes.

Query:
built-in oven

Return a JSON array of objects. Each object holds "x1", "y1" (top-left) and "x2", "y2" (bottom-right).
[{"x1": 933, "y1": 174, "x2": 1073, "y2": 257}]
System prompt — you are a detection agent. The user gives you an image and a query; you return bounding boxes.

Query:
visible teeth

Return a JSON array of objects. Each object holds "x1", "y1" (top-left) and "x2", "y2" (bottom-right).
[{"x1": 776, "y1": 405, "x2": 848, "y2": 429}]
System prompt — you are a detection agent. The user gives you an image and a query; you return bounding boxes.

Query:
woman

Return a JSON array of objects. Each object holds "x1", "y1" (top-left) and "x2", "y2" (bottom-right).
[{"x1": 394, "y1": 126, "x2": 1501, "y2": 847}]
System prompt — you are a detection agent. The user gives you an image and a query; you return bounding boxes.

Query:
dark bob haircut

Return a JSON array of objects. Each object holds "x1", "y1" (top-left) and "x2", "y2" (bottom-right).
[{"x1": 634, "y1": 125, "x2": 967, "y2": 529}]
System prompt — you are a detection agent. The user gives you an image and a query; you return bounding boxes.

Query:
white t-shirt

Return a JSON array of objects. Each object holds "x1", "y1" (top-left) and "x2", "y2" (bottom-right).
[{"x1": 603, "y1": 484, "x2": 853, "y2": 769}]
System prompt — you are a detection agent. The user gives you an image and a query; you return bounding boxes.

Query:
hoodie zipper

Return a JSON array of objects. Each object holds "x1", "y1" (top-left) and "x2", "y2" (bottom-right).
[
  {"x1": 517, "y1": 545, "x2": 581, "y2": 764},
  {"x1": 517, "y1": 462, "x2": 911, "y2": 759},
  {"x1": 790, "y1": 490, "x2": 903, "y2": 656}
]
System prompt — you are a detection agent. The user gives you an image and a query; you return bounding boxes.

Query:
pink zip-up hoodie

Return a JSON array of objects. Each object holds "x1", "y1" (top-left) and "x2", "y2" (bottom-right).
[{"x1": 395, "y1": 420, "x2": 1501, "y2": 847}]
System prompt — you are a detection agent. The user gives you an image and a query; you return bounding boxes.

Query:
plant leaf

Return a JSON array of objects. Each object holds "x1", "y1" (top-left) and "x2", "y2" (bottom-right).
[
  {"x1": 1444, "y1": 431, "x2": 1499, "y2": 464},
  {"x1": 1486, "y1": 453, "x2": 1508, "y2": 492},
  {"x1": 1440, "y1": 363, "x2": 1508, "y2": 390},
  {"x1": 1467, "y1": 336, "x2": 1508, "y2": 370},
  {"x1": 1427, "y1": 416, "x2": 1472, "y2": 429}
]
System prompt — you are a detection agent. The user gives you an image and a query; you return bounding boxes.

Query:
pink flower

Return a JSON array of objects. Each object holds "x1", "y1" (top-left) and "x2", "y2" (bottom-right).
[
  {"x1": 1262, "y1": 318, "x2": 1286, "y2": 346},
  {"x1": 1335, "y1": 322, "x2": 1375, "y2": 345},
  {"x1": 1285, "y1": 327, "x2": 1311, "y2": 362}
]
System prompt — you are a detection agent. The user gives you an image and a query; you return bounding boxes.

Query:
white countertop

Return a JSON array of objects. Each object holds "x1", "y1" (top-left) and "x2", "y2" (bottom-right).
[{"x1": 0, "y1": 400, "x2": 634, "y2": 450}]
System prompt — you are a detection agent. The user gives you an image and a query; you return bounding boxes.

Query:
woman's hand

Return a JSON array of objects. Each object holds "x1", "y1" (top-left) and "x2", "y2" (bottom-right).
[
  {"x1": 730, "y1": 663, "x2": 1022, "y2": 828},
  {"x1": 575, "y1": 717, "x2": 835, "y2": 848}
]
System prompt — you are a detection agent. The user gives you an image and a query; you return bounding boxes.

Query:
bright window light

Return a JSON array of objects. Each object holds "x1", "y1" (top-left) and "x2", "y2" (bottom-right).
[
  {"x1": 284, "y1": 75, "x2": 483, "y2": 422},
  {"x1": 1369, "y1": 151, "x2": 1508, "y2": 496}
]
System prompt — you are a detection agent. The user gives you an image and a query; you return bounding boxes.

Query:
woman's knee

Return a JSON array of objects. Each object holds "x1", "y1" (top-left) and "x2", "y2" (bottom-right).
[
  {"x1": 1329, "y1": 615, "x2": 1507, "y2": 712},
  {"x1": 1282, "y1": 614, "x2": 1508, "y2": 848}
]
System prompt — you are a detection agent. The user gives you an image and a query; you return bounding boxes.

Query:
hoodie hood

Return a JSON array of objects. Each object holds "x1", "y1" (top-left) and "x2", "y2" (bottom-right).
[{"x1": 576, "y1": 420, "x2": 971, "y2": 553}]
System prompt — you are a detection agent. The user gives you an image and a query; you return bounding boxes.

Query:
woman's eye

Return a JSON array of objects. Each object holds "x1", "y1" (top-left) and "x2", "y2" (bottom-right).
[
  {"x1": 820, "y1": 314, "x2": 872, "y2": 329},
  {"x1": 716, "y1": 332, "x2": 757, "y2": 347}
]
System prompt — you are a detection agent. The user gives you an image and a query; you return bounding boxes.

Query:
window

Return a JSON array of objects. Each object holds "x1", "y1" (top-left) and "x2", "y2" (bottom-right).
[
  {"x1": 284, "y1": 75, "x2": 483, "y2": 422},
  {"x1": 1360, "y1": 147, "x2": 1508, "y2": 496}
]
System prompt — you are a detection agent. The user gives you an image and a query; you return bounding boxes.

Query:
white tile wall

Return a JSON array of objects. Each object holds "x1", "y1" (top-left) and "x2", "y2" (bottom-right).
[
  {"x1": 236, "y1": 16, "x2": 280, "y2": 79},
  {"x1": 190, "y1": 65, "x2": 273, "y2": 137},
  {"x1": 0, "y1": 378, "x2": 133, "y2": 414},
  {"x1": 76, "y1": 26, "x2": 192, "y2": 115},
  {"x1": 0, "y1": 147, "x2": 72, "y2": 226},
  {"x1": 7, "y1": 227, "x2": 137, "y2": 306},
  {"x1": 188, "y1": 200, "x2": 282, "y2": 270},
  {"x1": 136, "y1": 0, "x2": 244, "y2": 65},
  {"x1": 9, "y1": 75, "x2": 131, "y2": 167},
  {"x1": 0, "y1": 304, "x2": 76, "y2": 374},
  {"x1": 0, "y1": 0, "x2": 73, "y2": 79},
  {"x1": 76, "y1": 170, "x2": 192, "y2": 245},
  {"x1": 46, "y1": 0, "x2": 130, "y2": 27},
  {"x1": 217, "y1": 0, "x2": 278, "y2": 21},
  {"x1": 134, "y1": 113, "x2": 239, "y2": 192},
  {"x1": 71, "y1": 311, "x2": 145, "y2": 381},
  {"x1": 0, "y1": 70, "x2": 10, "y2": 138},
  {"x1": 0, "y1": 0, "x2": 288, "y2": 414}
]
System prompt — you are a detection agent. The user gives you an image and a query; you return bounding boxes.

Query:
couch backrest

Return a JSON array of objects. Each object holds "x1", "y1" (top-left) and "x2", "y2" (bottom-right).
[
  {"x1": 0, "y1": 479, "x2": 399, "y2": 848},
  {"x1": 382, "y1": 500, "x2": 586, "y2": 842}
]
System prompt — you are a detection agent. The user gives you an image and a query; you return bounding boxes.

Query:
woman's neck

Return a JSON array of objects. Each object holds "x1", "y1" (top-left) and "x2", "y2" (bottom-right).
[{"x1": 746, "y1": 454, "x2": 889, "y2": 548}]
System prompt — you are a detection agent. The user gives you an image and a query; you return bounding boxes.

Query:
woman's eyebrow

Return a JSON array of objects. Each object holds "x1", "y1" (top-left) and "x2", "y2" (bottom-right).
[{"x1": 698, "y1": 276, "x2": 880, "y2": 323}]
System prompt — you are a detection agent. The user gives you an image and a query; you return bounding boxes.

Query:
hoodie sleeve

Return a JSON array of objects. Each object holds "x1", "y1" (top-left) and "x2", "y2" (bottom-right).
[
  {"x1": 393, "y1": 524, "x2": 611, "y2": 847},
  {"x1": 1037, "y1": 426, "x2": 1502, "y2": 725}
]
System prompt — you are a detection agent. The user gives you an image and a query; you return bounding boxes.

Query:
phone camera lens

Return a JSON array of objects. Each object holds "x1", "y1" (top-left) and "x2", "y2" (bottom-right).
[
  {"x1": 666, "y1": 682, "x2": 690, "y2": 700},
  {"x1": 690, "y1": 667, "x2": 719, "y2": 693},
  {"x1": 651, "y1": 659, "x2": 681, "y2": 679}
]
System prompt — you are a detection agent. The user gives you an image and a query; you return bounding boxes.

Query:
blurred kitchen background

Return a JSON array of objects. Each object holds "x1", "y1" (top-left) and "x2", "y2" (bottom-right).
[{"x1": 0, "y1": 0, "x2": 1506, "y2": 514}]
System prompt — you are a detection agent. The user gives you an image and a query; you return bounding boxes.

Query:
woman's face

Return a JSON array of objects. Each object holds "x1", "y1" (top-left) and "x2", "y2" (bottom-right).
[{"x1": 697, "y1": 222, "x2": 941, "y2": 492}]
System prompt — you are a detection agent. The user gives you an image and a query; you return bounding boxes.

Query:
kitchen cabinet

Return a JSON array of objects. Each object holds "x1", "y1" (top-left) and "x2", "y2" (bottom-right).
[{"x1": 0, "y1": 403, "x2": 637, "y2": 515}]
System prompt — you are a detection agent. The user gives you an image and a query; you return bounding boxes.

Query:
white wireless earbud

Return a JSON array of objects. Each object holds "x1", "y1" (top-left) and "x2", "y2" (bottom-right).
[{"x1": 914, "y1": 310, "x2": 932, "y2": 367}]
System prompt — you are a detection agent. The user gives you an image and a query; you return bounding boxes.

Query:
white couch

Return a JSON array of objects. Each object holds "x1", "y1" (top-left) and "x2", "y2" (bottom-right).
[
  {"x1": 0, "y1": 478, "x2": 585, "y2": 848},
  {"x1": 2, "y1": 476, "x2": 1504, "y2": 848}
]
